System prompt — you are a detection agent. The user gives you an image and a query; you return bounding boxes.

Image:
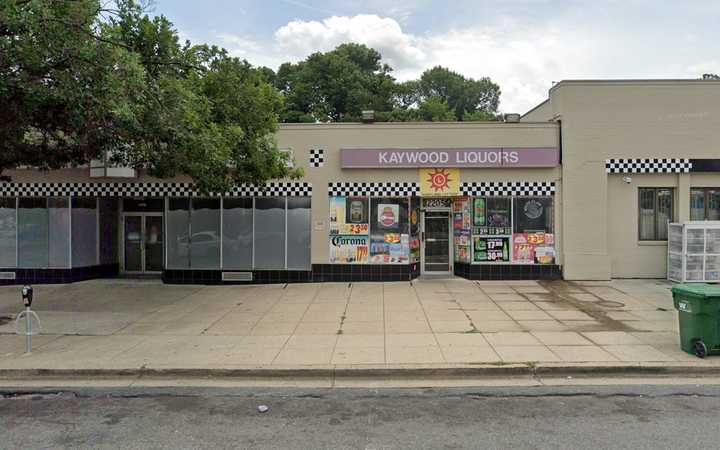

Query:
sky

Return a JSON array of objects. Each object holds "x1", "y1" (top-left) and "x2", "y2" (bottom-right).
[{"x1": 152, "y1": 0, "x2": 720, "y2": 113}]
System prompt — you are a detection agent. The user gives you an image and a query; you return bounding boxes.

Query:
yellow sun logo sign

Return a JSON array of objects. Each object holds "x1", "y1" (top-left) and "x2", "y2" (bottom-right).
[
  {"x1": 419, "y1": 168, "x2": 460, "y2": 196},
  {"x1": 427, "y1": 168, "x2": 451, "y2": 192}
]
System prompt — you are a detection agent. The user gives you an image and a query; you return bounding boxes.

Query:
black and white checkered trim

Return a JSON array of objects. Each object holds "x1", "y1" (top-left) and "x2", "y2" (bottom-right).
[
  {"x1": 309, "y1": 149, "x2": 324, "y2": 168},
  {"x1": 329, "y1": 182, "x2": 419, "y2": 197},
  {"x1": 605, "y1": 158, "x2": 691, "y2": 174},
  {"x1": 0, "y1": 182, "x2": 312, "y2": 197},
  {"x1": 461, "y1": 182, "x2": 555, "y2": 197}
]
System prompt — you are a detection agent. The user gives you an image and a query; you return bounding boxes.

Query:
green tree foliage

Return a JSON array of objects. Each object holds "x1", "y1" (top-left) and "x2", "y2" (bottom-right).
[
  {"x1": 273, "y1": 45, "x2": 501, "y2": 123},
  {"x1": 275, "y1": 43, "x2": 396, "y2": 122},
  {"x1": 0, "y1": 0, "x2": 297, "y2": 192},
  {"x1": 415, "y1": 66, "x2": 501, "y2": 121}
]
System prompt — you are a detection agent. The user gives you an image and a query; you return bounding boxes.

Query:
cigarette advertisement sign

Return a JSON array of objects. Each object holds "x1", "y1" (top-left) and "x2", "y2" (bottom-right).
[{"x1": 330, "y1": 235, "x2": 369, "y2": 263}]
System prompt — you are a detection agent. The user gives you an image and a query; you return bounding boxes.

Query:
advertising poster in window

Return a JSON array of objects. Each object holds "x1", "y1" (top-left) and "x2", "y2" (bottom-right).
[
  {"x1": 330, "y1": 235, "x2": 369, "y2": 263},
  {"x1": 410, "y1": 236, "x2": 420, "y2": 263},
  {"x1": 474, "y1": 236, "x2": 510, "y2": 262},
  {"x1": 329, "y1": 197, "x2": 369, "y2": 235},
  {"x1": 370, "y1": 233, "x2": 409, "y2": 263},
  {"x1": 377, "y1": 204, "x2": 399, "y2": 230},
  {"x1": 512, "y1": 232, "x2": 555, "y2": 264},
  {"x1": 514, "y1": 198, "x2": 553, "y2": 233},
  {"x1": 473, "y1": 198, "x2": 486, "y2": 226}
]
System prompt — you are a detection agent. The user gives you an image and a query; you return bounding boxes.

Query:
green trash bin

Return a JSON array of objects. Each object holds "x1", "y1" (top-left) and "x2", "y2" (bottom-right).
[{"x1": 672, "y1": 283, "x2": 720, "y2": 358}]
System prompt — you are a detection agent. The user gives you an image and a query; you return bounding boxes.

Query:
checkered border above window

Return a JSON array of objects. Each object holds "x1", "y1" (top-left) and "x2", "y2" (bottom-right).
[
  {"x1": 461, "y1": 182, "x2": 556, "y2": 197},
  {"x1": 329, "y1": 182, "x2": 419, "y2": 197},
  {"x1": 605, "y1": 158, "x2": 691, "y2": 174},
  {"x1": 309, "y1": 149, "x2": 325, "y2": 167},
  {"x1": 0, "y1": 182, "x2": 312, "y2": 197}
]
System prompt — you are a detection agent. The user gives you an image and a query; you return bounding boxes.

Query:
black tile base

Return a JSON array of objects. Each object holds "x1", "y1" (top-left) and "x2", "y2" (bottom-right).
[
  {"x1": 0, "y1": 264, "x2": 120, "y2": 285},
  {"x1": 1, "y1": 262, "x2": 561, "y2": 286},
  {"x1": 454, "y1": 262, "x2": 562, "y2": 280},
  {"x1": 161, "y1": 264, "x2": 421, "y2": 285}
]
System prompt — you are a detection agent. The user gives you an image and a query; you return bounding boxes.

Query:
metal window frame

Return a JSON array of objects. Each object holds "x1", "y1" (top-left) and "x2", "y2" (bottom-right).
[{"x1": 638, "y1": 187, "x2": 675, "y2": 241}]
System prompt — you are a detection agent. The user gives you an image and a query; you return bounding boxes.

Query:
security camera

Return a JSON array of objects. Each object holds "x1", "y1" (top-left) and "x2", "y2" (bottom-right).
[{"x1": 622, "y1": 176, "x2": 632, "y2": 184}]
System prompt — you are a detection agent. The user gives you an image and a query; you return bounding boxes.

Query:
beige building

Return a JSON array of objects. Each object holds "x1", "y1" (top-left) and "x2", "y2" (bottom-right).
[{"x1": 1, "y1": 79, "x2": 719, "y2": 284}]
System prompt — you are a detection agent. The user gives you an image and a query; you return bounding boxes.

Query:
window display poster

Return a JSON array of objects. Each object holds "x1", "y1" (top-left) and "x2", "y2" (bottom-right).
[
  {"x1": 486, "y1": 198, "x2": 511, "y2": 228},
  {"x1": 329, "y1": 197, "x2": 345, "y2": 233},
  {"x1": 345, "y1": 197, "x2": 368, "y2": 224},
  {"x1": 512, "y1": 233, "x2": 555, "y2": 264},
  {"x1": 330, "y1": 235, "x2": 369, "y2": 263},
  {"x1": 329, "y1": 197, "x2": 369, "y2": 235},
  {"x1": 410, "y1": 237, "x2": 421, "y2": 263},
  {"x1": 377, "y1": 204, "x2": 400, "y2": 229},
  {"x1": 473, "y1": 198, "x2": 486, "y2": 226},
  {"x1": 370, "y1": 233, "x2": 409, "y2": 263},
  {"x1": 453, "y1": 212, "x2": 464, "y2": 230},
  {"x1": 474, "y1": 236, "x2": 510, "y2": 262},
  {"x1": 514, "y1": 198, "x2": 552, "y2": 233},
  {"x1": 455, "y1": 245, "x2": 471, "y2": 263},
  {"x1": 463, "y1": 200, "x2": 472, "y2": 230}
]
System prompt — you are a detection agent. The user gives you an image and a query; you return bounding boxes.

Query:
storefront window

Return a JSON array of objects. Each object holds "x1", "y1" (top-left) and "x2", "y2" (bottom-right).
[
  {"x1": 287, "y1": 197, "x2": 311, "y2": 269},
  {"x1": 49, "y1": 198, "x2": 70, "y2": 268},
  {"x1": 254, "y1": 198, "x2": 286, "y2": 269},
  {"x1": 639, "y1": 188, "x2": 674, "y2": 241},
  {"x1": 0, "y1": 198, "x2": 16, "y2": 268},
  {"x1": 18, "y1": 198, "x2": 49, "y2": 268},
  {"x1": 453, "y1": 198, "x2": 472, "y2": 263},
  {"x1": 472, "y1": 197, "x2": 511, "y2": 263},
  {"x1": 222, "y1": 198, "x2": 253, "y2": 269},
  {"x1": 369, "y1": 198, "x2": 409, "y2": 264},
  {"x1": 512, "y1": 198, "x2": 555, "y2": 264},
  {"x1": 190, "y1": 198, "x2": 220, "y2": 269},
  {"x1": 469, "y1": 196, "x2": 556, "y2": 264},
  {"x1": 71, "y1": 198, "x2": 98, "y2": 267},
  {"x1": 329, "y1": 196, "x2": 370, "y2": 263},
  {"x1": 690, "y1": 188, "x2": 720, "y2": 221},
  {"x1": 167, "y1": 198, "x2": 190, "y2": 268}
]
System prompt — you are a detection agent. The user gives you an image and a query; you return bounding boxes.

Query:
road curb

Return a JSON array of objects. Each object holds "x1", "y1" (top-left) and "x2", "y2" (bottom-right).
[{"x1": 0, "y1": 364, "x2": 719, "y2": 380}]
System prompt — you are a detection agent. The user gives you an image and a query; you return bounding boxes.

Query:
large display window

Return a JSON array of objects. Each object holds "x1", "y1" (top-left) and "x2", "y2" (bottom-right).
[
  {"x1": 329, "y1": 196, "x2": 410, "y2": 264},
  {"x1": 0, "y1": 198, "x2": 16, "y2": 267},
  {"x1": 469, "y1": 196, "x2": 555, "y2": 265}
]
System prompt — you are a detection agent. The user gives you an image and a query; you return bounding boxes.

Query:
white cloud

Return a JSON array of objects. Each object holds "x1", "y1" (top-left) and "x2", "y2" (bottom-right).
[
  {"x1": 274, "y1": 15, "x2": 426, "y2": 69},
  {"x1": 217, "y1": 11, "x2": 716, "y2": 113}
]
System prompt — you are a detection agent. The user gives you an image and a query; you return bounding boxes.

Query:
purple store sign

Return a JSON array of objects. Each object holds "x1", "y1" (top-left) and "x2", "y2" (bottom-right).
[{"x1": 340, "y1": 147, "x2": 559, "y2": 168}]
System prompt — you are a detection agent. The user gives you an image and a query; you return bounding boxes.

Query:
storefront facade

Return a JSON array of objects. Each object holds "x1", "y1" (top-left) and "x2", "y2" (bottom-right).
[{"x1": 1, "y1": 79, "x2": 719, "y2": 284}]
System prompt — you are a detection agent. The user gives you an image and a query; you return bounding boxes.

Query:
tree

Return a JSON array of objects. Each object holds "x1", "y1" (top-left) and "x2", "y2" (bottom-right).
[
  {"x1": 275, "y1": 43, "x2": 396, "y2": 122},
  {"x1": 416, "y1": 96, "x2": 457, "y2": 122},
  {"x1": 0, "y1": 0, "x2": 297, "y2": 192},
  {"x1": 415, "y1": 66, "x2": 500, "y2": 120}
]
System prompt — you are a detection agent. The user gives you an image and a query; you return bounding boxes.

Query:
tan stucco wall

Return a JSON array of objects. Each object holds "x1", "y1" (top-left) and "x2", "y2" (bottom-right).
[
  {"x1": 521, "y1": 100, "x2": 553, "y2": 122},
  {"x1": 549, "y1": 80, "x2": 720, "y2": 280},
  {"x1": 276, "y1": 122, "x2": 560, "y2": 265}
]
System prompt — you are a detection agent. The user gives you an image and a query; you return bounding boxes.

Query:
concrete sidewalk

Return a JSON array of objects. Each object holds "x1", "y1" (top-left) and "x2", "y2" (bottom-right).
[{"x1": 0, "y1": 278, "x2": 713, "y2": 373}]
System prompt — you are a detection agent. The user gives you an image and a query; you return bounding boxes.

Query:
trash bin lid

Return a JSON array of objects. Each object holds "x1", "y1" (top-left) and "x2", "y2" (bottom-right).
[{"x1": 671, "y1": 283, "x2": 720, "y2": 299}]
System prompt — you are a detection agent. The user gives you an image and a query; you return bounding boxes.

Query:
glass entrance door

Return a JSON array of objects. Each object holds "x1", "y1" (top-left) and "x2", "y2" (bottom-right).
[
  {"x1": 123, "y1": 214, "x2": 163, "y2": 273},
  {"x1": 422, "y1": 211, "x2": 452, "y2": 274}
]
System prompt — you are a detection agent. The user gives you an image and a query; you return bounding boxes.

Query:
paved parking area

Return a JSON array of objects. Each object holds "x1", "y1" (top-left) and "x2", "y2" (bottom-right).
[{"x1": 0, "y1": 278, "x2": 710, "y2": 370}]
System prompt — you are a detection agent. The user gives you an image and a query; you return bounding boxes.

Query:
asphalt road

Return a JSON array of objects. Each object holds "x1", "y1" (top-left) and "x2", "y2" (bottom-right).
[{"x1": 2, "y1": 389, "x2": 719, "y2": 450}]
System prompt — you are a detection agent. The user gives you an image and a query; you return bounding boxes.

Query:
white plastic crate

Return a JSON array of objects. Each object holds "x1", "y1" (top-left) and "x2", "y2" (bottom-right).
[{"x1": 668, "y1": 221, "x2": 720, "y2": 283}]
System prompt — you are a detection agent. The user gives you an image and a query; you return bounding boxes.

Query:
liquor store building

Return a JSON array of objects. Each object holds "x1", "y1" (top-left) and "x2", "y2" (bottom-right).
[{"x1": 1, "y1": 79, "x2": 720, "y2": 284}]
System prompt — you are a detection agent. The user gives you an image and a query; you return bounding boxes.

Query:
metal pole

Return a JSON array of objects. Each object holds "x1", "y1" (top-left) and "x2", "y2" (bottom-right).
[{"x1": 25, "y1": 306, "x2": 31, "y2": 353}]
